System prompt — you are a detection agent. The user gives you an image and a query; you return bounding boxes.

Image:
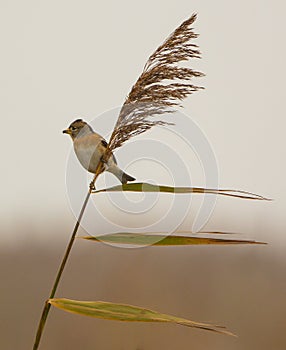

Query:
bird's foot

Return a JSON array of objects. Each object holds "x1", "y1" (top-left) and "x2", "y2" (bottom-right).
[{"x1": 89, "y1": 181, "x2": 96, "y2": 192}]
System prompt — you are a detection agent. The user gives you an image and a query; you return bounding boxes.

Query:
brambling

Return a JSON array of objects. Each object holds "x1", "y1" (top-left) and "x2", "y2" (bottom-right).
[{"x1": 63, "y1": 119, "x2": 135, "y2": 184}]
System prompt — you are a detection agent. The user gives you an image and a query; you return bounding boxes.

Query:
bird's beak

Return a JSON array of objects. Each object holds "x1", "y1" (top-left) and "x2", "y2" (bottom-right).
[{"x1": 62, "y1": 128, "x2": 72, "y2": 135}]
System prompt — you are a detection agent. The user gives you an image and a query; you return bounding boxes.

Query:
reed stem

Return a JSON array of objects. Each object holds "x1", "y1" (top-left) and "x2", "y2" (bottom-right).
[{"x1": 32, "y1": 166, "x2": 102, "y2": 350}]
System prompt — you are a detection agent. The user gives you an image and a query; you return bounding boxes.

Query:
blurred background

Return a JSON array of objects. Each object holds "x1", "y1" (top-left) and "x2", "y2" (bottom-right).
[{"x1": 1, "y1": 0, "x2": 286, "y2": 349}]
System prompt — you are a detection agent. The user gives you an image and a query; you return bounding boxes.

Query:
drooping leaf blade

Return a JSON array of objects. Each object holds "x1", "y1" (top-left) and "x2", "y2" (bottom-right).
[
  {"x1": 81, "y1": 233, "x2": 266, "y2": 246},
  {"x1": 49, "y1": 298, "x2": 235, "y2": 336},
  {"x1": 92, "y1": 182, "x2": 270, "y2": 200}
]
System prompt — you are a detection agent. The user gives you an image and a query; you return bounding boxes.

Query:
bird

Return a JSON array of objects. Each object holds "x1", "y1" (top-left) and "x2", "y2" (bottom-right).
[{"x1": 63, "y1": 119, "x2": 135, "y2": 184}]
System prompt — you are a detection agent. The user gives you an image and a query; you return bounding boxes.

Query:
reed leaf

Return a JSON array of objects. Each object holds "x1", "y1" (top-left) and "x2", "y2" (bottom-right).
[
  {"x1": 49, "y1": 298, "x2": 235, "y2": 336},
  {"x1": 92, "y1": 182, "x2": 270, "y2": 201},
  {"x1": 82, "y1": 233, "x2": 266, "y2": 246}
]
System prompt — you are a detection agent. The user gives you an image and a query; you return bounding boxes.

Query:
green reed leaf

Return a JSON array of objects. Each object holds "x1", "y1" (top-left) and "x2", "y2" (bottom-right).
[
  {"x1": 81, "y1": 233, "x2": 266, "y2": 246},
  {"x1": 49, "y1": 298, "x2": 235, "y2": 336},
  {"x1": 92, "y1": 182, "x2": 270, "y2": 200}
]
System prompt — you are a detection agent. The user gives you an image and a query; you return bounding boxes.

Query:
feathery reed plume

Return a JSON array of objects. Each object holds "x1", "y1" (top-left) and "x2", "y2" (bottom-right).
[{"x1": 107, "y1": 13, "x2": 204, "y2": 153}]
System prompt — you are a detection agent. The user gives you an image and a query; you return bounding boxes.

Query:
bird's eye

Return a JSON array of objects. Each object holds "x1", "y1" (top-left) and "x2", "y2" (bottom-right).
[{"x1": 70, "y1": 126, "x2": 77, "y2": 131}]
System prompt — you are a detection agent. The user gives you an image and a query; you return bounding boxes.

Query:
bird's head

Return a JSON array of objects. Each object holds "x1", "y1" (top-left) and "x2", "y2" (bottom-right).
[{"x1": 63, "y1": 119, "x2": 93, "y2": 139}]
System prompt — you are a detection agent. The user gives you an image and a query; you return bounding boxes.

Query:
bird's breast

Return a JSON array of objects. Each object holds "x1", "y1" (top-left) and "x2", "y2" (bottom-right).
[{"x1": 74, "y1": 138, "x2": 102, "y2": 173}]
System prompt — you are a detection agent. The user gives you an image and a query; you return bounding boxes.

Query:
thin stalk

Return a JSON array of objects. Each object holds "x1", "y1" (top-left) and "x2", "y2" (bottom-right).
[{"x1": 32, "y1": 165, "x2": 103, "y2": 350}]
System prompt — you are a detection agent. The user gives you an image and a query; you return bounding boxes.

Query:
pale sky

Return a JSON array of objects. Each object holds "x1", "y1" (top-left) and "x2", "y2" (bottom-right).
[{"x1": 0, "y1": 1, "x2": 285, "y2": 248}]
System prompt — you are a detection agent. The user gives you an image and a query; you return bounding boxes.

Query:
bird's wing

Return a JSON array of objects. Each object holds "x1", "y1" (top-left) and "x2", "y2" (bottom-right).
[
  {"x1": 107, "y1": 14, "x2": 204, "y2": 153},
  {"x1": 100, "y1": 137, "x2": 117, "y2": 164},
  {"x1": 100, "y1": 139, "x2": 108, "y2": 148}
]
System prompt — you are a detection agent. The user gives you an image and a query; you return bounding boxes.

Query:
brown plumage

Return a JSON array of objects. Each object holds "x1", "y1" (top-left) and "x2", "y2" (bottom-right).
[{"x1": 63, "y1": 119, "x2": 136, "y2": 184}]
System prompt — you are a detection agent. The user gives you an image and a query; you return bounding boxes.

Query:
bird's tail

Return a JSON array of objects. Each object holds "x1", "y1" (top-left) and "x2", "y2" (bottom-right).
[
  {"x1": 121, "y1": 172, "x2": 136, "y2": 184},
  {"x1": 107, "y1": 165, "x2": 136, "y2": 184}
]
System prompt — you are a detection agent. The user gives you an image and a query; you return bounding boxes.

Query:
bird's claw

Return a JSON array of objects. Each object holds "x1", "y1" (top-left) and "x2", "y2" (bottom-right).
[{"x1": 89, "y1": 181, "x2": 95, "y2": 191}]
